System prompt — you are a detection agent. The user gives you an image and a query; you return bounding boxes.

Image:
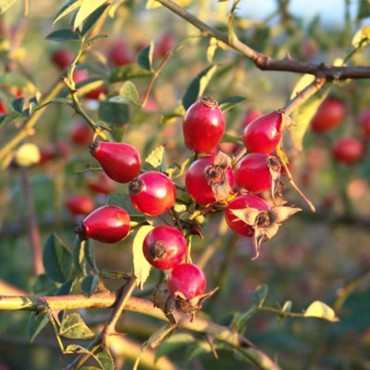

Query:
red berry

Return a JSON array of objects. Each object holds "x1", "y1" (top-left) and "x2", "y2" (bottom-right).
[
  {"x1": 143, "y1": 226, "x2": 187, "y2": 270},
  {"x1": 242, "y1": 111, "x2": 283, "y2": 154},
  {"x1": 107, "y1": 39, "x2": 134, "y2": 66},
  {"x1": 84, "y1": 86, "x2": 107, "y2": 100},
  {"x1": 234, "y1": 153, "x2": 280, "y2": 194},
  {"x1": 74, "y1": 205, "x2": 130, "y2": 243},
  {"x1": 311, "y1": 97, "x2": 345, "y2": 133},
  {"x1": 183, "y1": 97, "x2": 225, "y2": 153},
  {"x1": 51, "y1": 48, "x2": 73, "y2": 70},
  {"x1": 332, "y1": 137, "x2": 365, "y2": 164},
  {"x1": 69, "y1": 121, "x2": 93, "y2": 146},
  {"x1": 241, "y1": 109, "x2": 262, "y2": 128},
  {"x1": 185, "y1": 153, "x2": 234, "y2": 205},
  {"x1": 85, "y1": 172, "x2": 117, "y2": 195},
  {"x1": 129, "y1": 171, "x2": 176, "y2": 216},
  {"x1": 168, "y1": 263, "x2": 206, "y2": 300},
  {"x1": 65, "y1": 194, "x2": 95, "y2": 216},
  {"x1": 154, "y1": 33, "x2": 175, "y2": 59},
  {"x1": 224, "y1": 194, "x2": 270, "y2": 237},
  {"x1": 91, "y1": 141, "x2": 141, "y2": 183},
  {"x1": 0, "y1": 101, "x2": 7, "y2": 115},
  {"x1": 358, "y1": 108, "x2": 370, "y2": 139}
]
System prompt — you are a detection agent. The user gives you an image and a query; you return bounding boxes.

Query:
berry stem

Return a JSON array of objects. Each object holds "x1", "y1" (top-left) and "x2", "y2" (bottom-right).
[{"x1": 281, "y1": 160, "x2": 316, "y2": 213}]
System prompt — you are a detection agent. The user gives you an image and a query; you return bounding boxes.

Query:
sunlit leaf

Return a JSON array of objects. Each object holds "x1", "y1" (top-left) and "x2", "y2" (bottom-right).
[
  {"x1": 80, "y1": 3, "x2": 110, "y2": 36},
  {"x1": 60, "y1": 313, "x2": 95, "y2": 339},
  {"x1": 96, "y1": 349, "x2": 115, "y2": 370},
  {"x1": 0, "y1": 0, "x2": 18, "y2": 15},
  {"x1": 304, "y1": 301, "x2": 339, "y2": 322},
  {"x1": 119, "y1": 81, "x2": 140, "y2": 105},
  {"x1": 207, "y1": 37, "x2": 218, "y2": 64},
  {"x1": 146, "y1": 0, "x2": 162, "y2": 9},
  {"x1": 289, "y1": 74, "x2": 329, "y2": 151},
  {"x1": 352, "y1": 26, "x2": 370, "y2": 48},
  {"x1": 144, "y1": 145, "x2": 165, "y2": 171},
  {"x1": 132, "y1": 225, "x2": 154, "y2": 289},
  {"x1": 74, "y1": 0, "x2": 107, "y2": 30},
  {"x1": 53, "y1": 0, "x2": 82, "y2": 25}
]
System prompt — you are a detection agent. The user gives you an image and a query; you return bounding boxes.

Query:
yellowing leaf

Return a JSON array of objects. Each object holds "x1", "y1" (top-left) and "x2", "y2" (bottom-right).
[
  {"x1": 352, "y1": 26, "x2": 370, "y2": 48},
  {"x1": 146, "y1": 0, "x2": 162, "y2": 9},
  {"x1": 145, "y1": 145, "x2": 165, "y2": 171},
  {"x1": 74, "y1": 0, "x2": 107, "y2": 30},
  {"x1": 133, "y1": 225, "x2": 154, "y2": 289},
  {"x1": 304, "y1": 301, "x2": 339, "y2": 322}
]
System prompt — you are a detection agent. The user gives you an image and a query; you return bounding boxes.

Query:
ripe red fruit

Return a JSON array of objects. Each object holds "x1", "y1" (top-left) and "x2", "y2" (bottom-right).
[
  {"x1": 85, "y1": 172, "x2": 117, "y2": 195},
  {"x1": 74, "y1": 205, "x2": 130, "y2": 243},
  {"x1": 143, "y1": 226, "x2": 187, "y2": 270},
  {"x1": 69, "y1": 121, "x2": 93, "y2": 146},
  {"x1": 0, "y1": 101, "x2": 7, "y2": 115},
  {"x1": 358, "y1": 108, "x2": 370, "y2": 139},
  {"x1": 65, "y1": 194, "x2": 95, "y2": 216},
  {"x1": 234, "y1": 153, "x2": 281, "y2": 194},
  {"x1": 185, "y1": 153, "x2": 234, "y2": 205},
  {"x1": 168, "y1": 263, "x2": 207, "y2": 300},
  {"x1": 90, "y1": 141, "x2": 141, "y2": 183},
  {"x1": 332, "y1": 137, "x2": 365, "y2": 164},
  {"x1": 311, "y1": 97, "x2": 345, "y2": 133},
  {"x1": 51, "y1": 48, "x2": 73, "y2": 70},
  {"x1": 242, "y1": 111, "x2": 283, "y2": 154},
  {"x1": 83, "y1": 86, "x2": 107, "y2": 100},
  {"x1": 224, "y1": 194, "x2": 270, "y2": 237},
  {"x1": 241, "y1": 109, "x2": 262, "y2": 128},
  {"x1": 154, "y1": 32, "x2": 175, "y2": 59},
  {"x1": 107, "y1": 39, "x2": 134, "y2": 66},
  {"x1": 129, "y1": 171, "x2": 176, "y2": 216},
  {"x1": 183, "y1": 97, "x2": 225, "y2": 153}
]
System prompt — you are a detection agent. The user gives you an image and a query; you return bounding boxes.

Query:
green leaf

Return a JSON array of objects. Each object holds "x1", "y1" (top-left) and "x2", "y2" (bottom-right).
[
  {"x1": 81, "y1": 275, "x2": 100, "y2": 297},
  {"x1": 80, "y1": 3, "x2": 110, "y2": 36},
  {"x1": 185, "y1": 341, "x2": 213, "y2": 363},
  {"x1": 43, "y1": 233, "x2": 72, "y2": 283},
  {"x1": 218, "y1": 96, "x2": 246, "y2": 112},
  {"x1": 82, "y1": 34, "x2": 108, "y2": 51},
  {"x1": 0, "y1": 0, "x2": 18, "y2": 14},
  {"x1": 155, "y1": 333, "x2": 195, "y2": 361},
  {"x1": 74, "y1": 0, "x2": 107, "y2": 30},
  {"x1": 46, "y1": 29, "x2": 80, "y2": 42},
  {"x1": 249, "y1": 284, "x2": 268, "y2": 307},
  {"x1": 59, "y1": 313, "x2": 95, "y2": 339},
  {"x1": 132, "y1": 225, "x2": 154, "y2": 289},
  {"x1": 96, "y1": 349, "x2": 115, "y2": 370},
  {"x1": 137, "y1": 43, "x2": 154, "y2": 72},
  {"x1": 220, "y1": 133, "x2": 242, "y2": 144},
  {"x1": 11, "y1": 97, "x2": 24, "y2": 113},
  {"x1": 289, "y1": 74, "x2": 329, "y2": 151},
  {"x1": 106, "y1": 192, "x2": 145, "y2": 220},
  {"x1": 84, "y1": 239, "x2": 98, "y2": 271},
  {"x1": 28, "y1": 312, "x2": 49, "y2": 342},
  {"x1": 31, "y1": 274, "x2": 58, "y2": 295},
  {"x1": 98, "y1": 100, "x2": 129, "y2": 125},
  {"x1": 282, "y1": 300, "x2": 292, "y2": 313},
  {"x1": 232, "y1": 305, "x2": 258, "y2": 330},
  {"x1": 304, "y1": 301, "x2": 339, "y2": 322},
  {"x1": 119, "y1": 81, "x2": 140, "y2": 105},
  {"x1": 109, "y1": 63, "x2": 153, "y2": 83},
  {"x1": 357, "y1": 1, "x2": 370, "y2": 20},
  {"x1": 53, "y1": 0, "x2": 82, "y2": 25},
  {"x1": 0, "y1": 111, "x2": 22, "y2": 126},
  {"x1": 56, "y1": 278, "x2": 75, "y2": 296},
  {"x1": 144, "y1": 145, "x2": 165, "y2": 172},
  {"x1": 182, "y1": 65, "x2": 217, "y2": 110}
]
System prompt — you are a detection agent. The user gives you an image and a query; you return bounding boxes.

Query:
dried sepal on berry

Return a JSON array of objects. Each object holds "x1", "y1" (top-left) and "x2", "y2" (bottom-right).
[
  {"x1": 266, "y1": 155, "x2": 282, "y2": 201},
  {"x1": 230, "y1": 204, "x2": 301, "y2": 260},
  {"x1": 204, "y1": 151, "x2": 233, "y2": 203}
]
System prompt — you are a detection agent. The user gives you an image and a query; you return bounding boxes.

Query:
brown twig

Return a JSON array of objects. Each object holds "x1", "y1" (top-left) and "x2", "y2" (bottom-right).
[
  {"x1": 156, "y1": 0, "x2": 370, "y2": 80},
  {"x1": 0, "y1": 293, "x2": 281, "y2": 370}
]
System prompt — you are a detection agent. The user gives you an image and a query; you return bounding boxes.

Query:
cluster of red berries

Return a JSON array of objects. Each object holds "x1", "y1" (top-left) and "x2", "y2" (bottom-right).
[
  {"x1": 310, "y1": 97, "x2": 367, "y2": 164},
  {"x1": 183, "y1": 97, "x2": 296, "y2": 259},
  {"x1": 73, "y1": 138, "x2": 207, "y2": 304}
]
